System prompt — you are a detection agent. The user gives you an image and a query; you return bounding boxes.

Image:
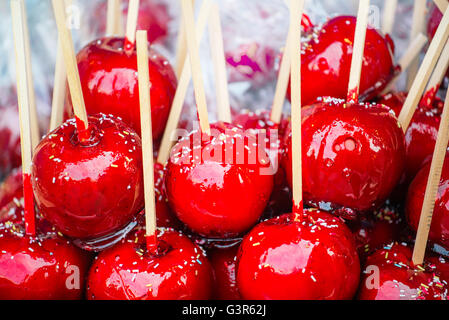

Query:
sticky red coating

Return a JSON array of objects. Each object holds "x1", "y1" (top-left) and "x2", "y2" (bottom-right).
[
  {"x1": 287, "y1": 16, "x2": 396, "y2": 106},
  {"x1": 358, "y1": 242, "x2": 448, "y2": 300},
  {"x1": 165, "y1": 124, "x2": 274, "y2": 238},
  {"x1": 282, "y1": 98, "x2": 405, "y2": 217},
  {"x1": 31, "y1": 114, "x2": 144, "y2": 240},
  {"x1": 68, "y1": 37, "x2": 177, "y2": 141},
  {"x1": 406, "y1": 156, "x2": 449, "y2": 250},
  {"x1": 236, "y1": 210, "x2": 361, "y2": 300},
  {"x1": 86, "y1": 228, "x2": 213, "y2": 300}
]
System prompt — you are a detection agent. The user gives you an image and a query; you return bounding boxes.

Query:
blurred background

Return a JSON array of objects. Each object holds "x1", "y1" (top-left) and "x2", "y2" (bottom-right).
[{"x1": 0, "y1": 0, "x2": 419, "y2": 120}]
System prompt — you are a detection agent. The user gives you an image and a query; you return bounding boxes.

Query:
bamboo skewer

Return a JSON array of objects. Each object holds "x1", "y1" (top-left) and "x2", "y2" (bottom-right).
[
  {"x1": 208, "y1": 3, "x2": 231, "y2": 123},
  {"x1": 290, "y1": 0, "x2": 305, "y2": 218},
  {"x1": 381, "y1": 33, "x2": 428, "y2": 94},
  {"x1": 412, "y1": 87, "x2": 449, "y2": 265},
  {"x1": 271, "y1": 27, "x2": 293, "y2": 124},
  {"x1": 11, "y1": 0, "x2": 36, "y2": 236},
  {"x1": 21, "y1": 0, "x2": 39, "y2": 150},
  {"x1": 106, "y1": 0, "x2": 122, "y2": 36},
  {"x1": 49, "y1": 43, "x2": 66, "y2": 131},
  {"x1": 52, "y1": 0, "x2": 89, "y2": 140},
  {"x1": 407, "y1": 0, "x2": 427, "y2": 90},
  {"x1": 382, "y1": 0, "x2": 398, "y2": 35},
  {"x1": 125, "y1": 0, "x2": 139, "y2": 50},
  {"x1": 136, "y1": 30, "x2": 158, "y2": 254},
  {"x1": 175, "y1": 0, "x2": 195, "y2": 79},
  {"x1": 425, "y1": 38, "x2": 449, "y2": 98},
  {"x1": 157, "y1": 0, "x2": 211, "y2": 165},
  {"x1": 50, "y1": 0, "x2": 72, "y2": 132},
  {"x1": 434, "y1": 0, "x2": 448, "y2": 13},
  {"x1": 180, "y1": 0, "x2": 210, "y2": 135},
  {"x1": 347, "y1": 0, "x2": 371, "y2": 103},
  {"x1": 398, "y1": 6, "x2": 449, "y2": 131}
]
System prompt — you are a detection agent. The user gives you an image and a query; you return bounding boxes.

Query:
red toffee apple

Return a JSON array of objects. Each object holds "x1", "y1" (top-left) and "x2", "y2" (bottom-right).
[
  {"x1": 86, "y1": 228, "x2": 213, "y2": 300},
  {"x1": 236, "y1": 210, "x2": 360, "y2": 300},
  {"x1": 0, "y1": 219, "x2": 91, "y2": 300},
  {"x1": 233, "y1": 109, "x2": 292, "y2": 217},
  {"x1": 31, "y1": 114, "x2": 144, "y2": 241},
  {"x1": 378, "y1": 91, "x2": 444, "y2": 183},
  {"x1": 150, "y1": 162, "x2": 181, "y2": 229},
  {"x1": 287, "y1": 16, "x2": 396, "y2": 106},
  {"x1": 0, "y1": 104, "x2": 21, "y2": 177},
  {"x1": 208, "y1": 242, "x2": 241, "y2": 300},
  {"x1": 165, "y1": 124, "x2": 274, "y2": 238},
  {"x1": 69, "y1": 37, "x2": 177, "y2": 140},
  {"x1": 282, "y1": 98, "x2": 406, "y2": 217},
  {"x1": 406, "y1": 155, "x2": 449, "y2": 250},
  {"x1": 347, "y1": 201, "x2": 403, "y2": 262},
  {"x1": 358, "y1": 242, "x2": 448, "y2": 300}
]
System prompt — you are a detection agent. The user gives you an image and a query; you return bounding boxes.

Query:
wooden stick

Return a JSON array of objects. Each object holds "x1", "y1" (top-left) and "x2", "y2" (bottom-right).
[
  {"x1": 398, "y1": 6, "x2": 449, "y2": 131},
  {"x1": 382, "y1": 0, "x2": 398, "y2": 35},
  {"x1": 50, "y1": 0, "x2": 72, "y2": 132},
  {"x1": 137, "y1": 30, "x2": 157, "y2": 254},
  {"x1": 290, "y1": 0, "x2": 305, "y2": 218},
  {"x1": 434, "y1": 0, "x2": 448, "y2": 13},
  {"x1": 407, "y1": 0, "x2": 427, "y2": 90},
  {"x1": 50, "y1": 41, "x2": 66, "y2": 132},
  {"x1": 106, "y1": 0, "x2": 122, "y2": 36},
  {"x1": 208, "y1": 3, "x2": 231, "y2": 123},
  {"x1": 347, "y1": 0, "x2": 371, "y2": 102},
  {"x1": 412, "y1": 87, "x2": 449, "y2": 265},
  {"x1": 271, "y1": 26, "x2": 292, "y2": 124},
  {"x1": 52, "y1": 0, "x2": 90, "y2": 140},
  {"x1": 181, "y1": 0, "x2": 210, "y2": 135},
  {"x1": 425, "y1": 38, "x2": 449, "y2": 96},
  {"x1": 125, "y1": 0, "x2": 139, "y2": 50},
  {"x1": 21, "y1": 0, "x2": 39, "y2": 151},
  {"x1": 11, "y1": 0, "x2": 35, "y2": 236},
  {"x1": 381, "y1": 33, "x2": 428, "y2": 94},
  {"x1": 157, "y1": 0, "x2": 211, "y2": 165},
  {"x1": 175, "y1": 0, "x2": 195, "y2": 79}
]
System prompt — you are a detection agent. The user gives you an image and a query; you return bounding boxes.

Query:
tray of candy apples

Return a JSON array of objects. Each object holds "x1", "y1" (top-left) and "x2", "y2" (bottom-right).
[{"x1": 1, "y1": 0, "x2": 449, "y2": 301}]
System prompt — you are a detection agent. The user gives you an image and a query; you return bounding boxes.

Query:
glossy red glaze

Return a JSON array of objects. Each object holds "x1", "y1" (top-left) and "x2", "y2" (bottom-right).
[
  {"x1": 152, "y1": 162, "x2": 181, "y2": 229},
  {"x1": 0, "y1": 104, "x2": 21, "y2": 177},
  {"x1": 233, "y1": 109, "x2": 292, "y2": 217},
  {"x1": 86, "y1": 228, "x2": 213, "y2": 300},
  {"x1": 406, "y1": 156, "x2": 449, "y2": 250},
  {"x1": 166, "y1": 125, "x2": 274, "y2": 238},
  {"x1": 208, "y1": 242, "x2": 241, "y2": 300},
  {"x1": 288, "y1": 16, "x2": 396, "y2": 106},
  {"x1": 282, "y1": 98, "x2": 406, "y2": 216},
  {"x1": 358, "y1": 242, "x2": 448, "y2": 300},
  {"x1": 70, "y1": 37, "x2": 177, "y2": 140},
  {"x1": 348, "y1": 202, "x2": 403, "y2": 262},
  {"x1": 236, "y1": 210, "x2": 360, "y2": 300},
  {"x1": 0, "y1": 167, "x2": 23, "y2": 211},
  {"x1": 0, "y1": 225, "x2": 91, "y2": 300},
  {"x1": 31, "y1": 114, "x2": 144, "y2": 240},
  {"x1": 378, "y1": 92, "x2": 443, "y2": 183}
]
